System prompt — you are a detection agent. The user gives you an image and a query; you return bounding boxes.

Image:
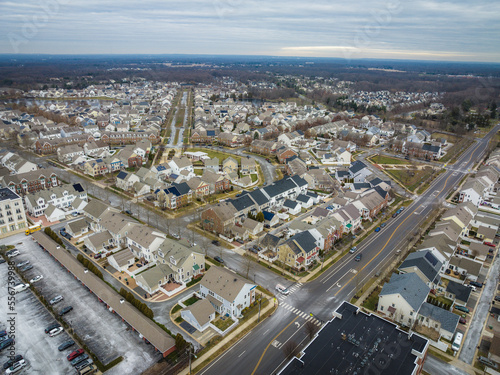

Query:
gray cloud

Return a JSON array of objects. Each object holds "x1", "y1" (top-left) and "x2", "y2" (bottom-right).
[{"x1": 0, "y1": 0, "x2": 498, "y2": 61}]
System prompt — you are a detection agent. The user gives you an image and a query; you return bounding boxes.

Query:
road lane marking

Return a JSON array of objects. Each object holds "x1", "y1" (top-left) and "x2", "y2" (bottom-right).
[
  {"x1": 263, "y1": 329, "x2": 269, "y2": 335},
  {"x1": 251, "y1": 316, "x2": 299, "y2": 375},
  {"x1": 238, "y1": 351, "x2": 246, "y2": 358},
  {"x1": 333, "y1": 139, "x2": 484, "y2": 299}
]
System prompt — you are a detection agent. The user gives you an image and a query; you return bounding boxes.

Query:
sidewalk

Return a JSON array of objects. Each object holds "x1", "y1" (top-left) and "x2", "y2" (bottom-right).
[{"x1": 178, "y1": 299, "x2": 277, "y2": 375}]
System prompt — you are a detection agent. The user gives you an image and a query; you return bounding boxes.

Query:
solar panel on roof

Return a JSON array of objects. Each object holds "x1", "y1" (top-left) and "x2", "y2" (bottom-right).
[{"x1": 424, "y1": 251, "x2": 438, "y2": 266}]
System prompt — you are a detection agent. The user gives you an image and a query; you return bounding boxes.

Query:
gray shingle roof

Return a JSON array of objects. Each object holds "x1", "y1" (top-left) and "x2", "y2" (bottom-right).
[
  {"x1": 418, "y1": 302, "x2": 459, "y2": 333},
  {"x1": 380, "y1": 273, "x2": 430, "y2": 311},
  {"x1": 399, "y1": 250, "x2": 442, "y2": 284}
]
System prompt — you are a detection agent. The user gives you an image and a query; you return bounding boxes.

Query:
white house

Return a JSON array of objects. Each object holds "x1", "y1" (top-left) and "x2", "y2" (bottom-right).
[
  {"x1": 181, "y1": 299, "x2": 216, "y2": 332},
  {"x1": 377, "y1": 273, "x2": 430, "y2": 328},
  {"x1": 24, "y1": 183, "x2": 87, "y2": 217},
  {"x1": 458, "y1": 179, "x2": 487, "y2": 206},
  {"x1": 199, "y1": 266, "x2": 256, "y2": 319}
]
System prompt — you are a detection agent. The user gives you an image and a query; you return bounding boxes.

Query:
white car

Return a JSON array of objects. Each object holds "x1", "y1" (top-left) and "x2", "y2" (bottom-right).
[
  {"x1": 172, "y1": 233, "x2": 181, "y2": 240},
  {"x1": 49, "y1": 295, "x2": 64, "y2": 305},
  {"x1": 29, "y1": 275, "x2": 43, "y2": 283},
  {"x1": 6, "y1": 359, "x2": 26, "y2": 374},
  {"x1": 49, "y1": 327, "x2": 64, "y2": 337},
  {"x1": 6, "y1": 250, "x2": 20, "y2": 258}
]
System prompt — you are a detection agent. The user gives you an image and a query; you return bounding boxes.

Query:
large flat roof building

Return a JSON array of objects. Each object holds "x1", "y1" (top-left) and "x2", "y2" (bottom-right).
[{"x1": 279, "y1": 301, "x2": 429, "y2": 375}]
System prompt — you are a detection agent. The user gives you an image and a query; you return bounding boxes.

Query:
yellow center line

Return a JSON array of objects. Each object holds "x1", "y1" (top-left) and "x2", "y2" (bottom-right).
[
  {"x1": 334, "y1": 140, "x2": 483, "y2": 297},
  {"x1": 251, "y1": 315, "x2": 300, "y2": 375}
]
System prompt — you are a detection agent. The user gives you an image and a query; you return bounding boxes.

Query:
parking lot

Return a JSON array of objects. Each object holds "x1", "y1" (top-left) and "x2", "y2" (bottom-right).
[
  {"x1": 1, "y1": 233, "x2": 161, "y2": 375},
  {"x1": 0, "y1": 261, "x2": 74, "y2": 374}
]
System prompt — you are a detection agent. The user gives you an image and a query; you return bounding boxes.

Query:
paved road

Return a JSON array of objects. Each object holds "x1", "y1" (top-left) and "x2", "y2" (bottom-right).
[
  {"x1": 200, "y1": 125, "x2": 499, "y2": 375},
  {"x1": 423, "y1": 355, "x2": 470, "y2": 375},
  {"x1": 459, "y1": 254, "x2": 500, "y2": 364}
]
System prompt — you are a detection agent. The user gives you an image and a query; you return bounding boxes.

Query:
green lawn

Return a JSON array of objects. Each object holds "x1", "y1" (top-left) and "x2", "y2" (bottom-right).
[
  {"x1": 385, "y1": 167, "x2": 436, "y2": 192},
  {"x1": 212, "y1": 316, "x2": 235, "y2": 331},
  {"x1": 440, "y1": 138, "x2": 475, "y2": 164},
  {"x1": 172, "y1": 304, "x2": 182, "y2": 314},
  {"x1": 250, "y1": 174, "x2": 258, "y2": 182},
  {"x1": 175, "y1": 108, "x2": 185, "y2": 128},
  {"x1": 370, "y1": 155, "x2": 408, "y2": 165},
  {"x1": 183, "y1": 295, "x2": 200, "y2": 307},
  {"x1": 361, "y1": 286, "x2": 381, "y2": 311},
  {"x1": 188, "y1": 148, "x2": 242, "y2": 164},
  {"x1": 194, "y1": 168, "x2": 203, "y2": 176},
  {"x1": 173, "y1": 129, "x2": 180, "y2": 144}
]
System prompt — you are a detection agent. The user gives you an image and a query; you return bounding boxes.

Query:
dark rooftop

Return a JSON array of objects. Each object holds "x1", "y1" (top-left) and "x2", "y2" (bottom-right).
[
  {"x1": 278, "y1": 302, "x2": 428, "y2": 375},
  {"x1": 0, "y1": 187, "x2": 20, "y2": 201}
]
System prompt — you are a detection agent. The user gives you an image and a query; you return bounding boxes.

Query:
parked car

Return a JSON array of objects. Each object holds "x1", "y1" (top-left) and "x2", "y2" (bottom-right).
[
  {"x1": 45, "y1": 323, "x2": 61, "y2": 334},
  {"x1": 264, "y1": 224, "x2": 271, "y2": 229},
  {"x1": 94, "y1": 253, "x2": 102, "y2": 259},
  {"x1": 355, "y1": 253, "x2": 362, "y2": 262},
  {"x1": 392, "y1": 213, "x2": 398, "y2": 218},
  {"x1": 495, "y1": 295, "x2": 500, "y2": 302},
  {"x1": 214, "y1": 256, "x2": 224, "y2": 264},
  {"x1": 49, "y1": 295, "x2": 64, "y2": 305},
  {"x1": 374, "y1": 227, "x2": 381, "y2": 232},
  {"x1": 235, "y1": 239, "x2": 244, "y2": 244},
  {"x1": 0, "y1": 258, "x2": 5, "y2": 264},
  {"x1": 171, "y1": 233, "x2": 181, "y2": 240},
  {"x1": 124, "y1": 210, "x2": 133, "y2": 215},
  {"x1": 20, "y1": 264, "x2": 33, "y2": 272},
  {"x1": 0, "y1": 330, "x2": 6, "y2": 338},
  {"x1": 75, "y1": 359, "x2": 94, "y2": 371},
  {"x1": 16, "y1": 260, "x2": 29, "y2": 268},
  {"x1": 349, "y1": 246, "x2": 357, "y2": 254},
  {"x1": 380, "y1": 223, "x2": 386, "y2": 228},
  {"x1": 3, "y1": 355, "x2": 23, "y2": 370},
  {"x1": 459, "y1": 317, "x2": 467, "y2": 324},
  {"x1": 0, "y1": 338, "x2": 14, "y2": 352},
  {"x1": 455, "y1": 305, "x2": 470, "y2": 313},
  {"x1": 71, "y1": 353, "x2": 89, "y2": 366},
  {"x1": 5, "y1": 359, "x2": 26, "y2": 374},
  {"x1": 67, "y1": 349, "x2": 84, "y2": 361},
  {"x1": 478, "y1": 356, "x2": 498, "y2": 369},
  {"x1": 469, "y1": 281, "x2": 483, "y2": 288},
  {"x1": 49, "y1": 327, "x2": 64, "y2": 337},
  {"x1": 29, "y1": 275, "x2": 43, "y2": 283},
  {"x1": 6, "y1": 250, "x2": 19, "y2": 258},
  {"x1": 212, "y1": 240, "x2": 220, "y2": 246},
  {"x1": 484, "y1": 241, "x2": 496, "y2": 248},
  {"x1": 59, "y1": 306, "x2": 73, "y2": 316},
  {"x1": 58, "y1": 340, "x2": 75, "y2": 351}
]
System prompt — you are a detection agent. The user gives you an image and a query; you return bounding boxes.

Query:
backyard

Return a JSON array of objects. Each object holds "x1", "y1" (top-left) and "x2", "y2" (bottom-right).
[
  {"x1": 212, "y1": 315, "x2": 235, "y2": 332},
  {"x1": 189, "y1": 148, "x2": 242, "y2": 164}
]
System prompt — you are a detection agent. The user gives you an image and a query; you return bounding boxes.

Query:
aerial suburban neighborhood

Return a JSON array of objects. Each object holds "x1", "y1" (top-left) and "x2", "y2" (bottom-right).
[{"x1": 0, "y1": 52, "x2": 499, "y2": 375}]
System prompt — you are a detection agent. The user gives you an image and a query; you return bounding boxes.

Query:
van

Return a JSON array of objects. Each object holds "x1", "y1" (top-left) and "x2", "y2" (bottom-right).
[
  {"x1": 276, "y1": 284, "x2": 290, "y2": 295},
  {"x1": 355, "y1": 253, "x2": 362, "y2": 262},
  {"x1": 455, "y1": 305, "x2": 470, "y2": 313},
  {"x1": 78, "y1": 364, "x2": 97, "y2": 375},
  {"x1": 13, "y1": 283, "x2": 29, "y2": 294}
]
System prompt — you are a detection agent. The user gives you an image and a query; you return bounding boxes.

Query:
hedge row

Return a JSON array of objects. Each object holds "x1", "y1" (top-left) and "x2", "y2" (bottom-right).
[
  {"x1": 119, "y1": 288, "x2": 154, "y2": 319},
  {"x1": 44, "y1": 227, "x2": 66, "y2": 248},
  {"x1": 76, "y1": 253, "x2": 103, "y2": 279}
]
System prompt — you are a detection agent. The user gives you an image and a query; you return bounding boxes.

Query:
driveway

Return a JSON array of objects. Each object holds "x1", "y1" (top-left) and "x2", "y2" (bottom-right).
[{"x1": 459, "y1": 254, "x2": 500, "y2": 364}]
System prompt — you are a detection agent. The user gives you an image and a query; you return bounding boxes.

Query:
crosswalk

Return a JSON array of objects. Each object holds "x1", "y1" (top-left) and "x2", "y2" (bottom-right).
[
  {"x1": 276, "y1": 282, "x2": 302, "y2": 302},
  {"x1": 280, "y1": 302, "x2": 322, "y2": 326}
]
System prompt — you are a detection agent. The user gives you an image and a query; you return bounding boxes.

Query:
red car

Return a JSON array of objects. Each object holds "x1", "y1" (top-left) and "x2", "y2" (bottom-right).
[
  {"x1": 67, "y1": 348, "x2": 84, "y2": 361},
  {"x1": 459, "y1": 317, "x2": 467, "y2": 324},
  {"x1": 484, "y1": 241, "x2": 496, "y2": 248}
]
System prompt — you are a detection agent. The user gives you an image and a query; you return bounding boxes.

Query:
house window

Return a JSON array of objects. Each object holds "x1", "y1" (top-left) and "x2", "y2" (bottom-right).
[{"x1": 380, "y1": 306, "x2": 383, "y2": 311}]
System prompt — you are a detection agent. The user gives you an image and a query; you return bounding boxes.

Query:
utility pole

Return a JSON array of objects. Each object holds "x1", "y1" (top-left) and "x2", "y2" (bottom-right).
[
  {"x1": 258, "y1": 293, "x2": 262, "y2": 322},
  {"x1": 188, "y1": 344, "x2": 192, "y2": 374}
]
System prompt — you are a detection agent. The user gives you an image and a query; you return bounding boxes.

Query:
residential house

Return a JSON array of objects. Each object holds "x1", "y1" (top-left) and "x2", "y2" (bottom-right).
[
  {"x1": 57, "y1": 144, "x2": 85, "y2": 163},
  {"x1": 398, "y1": 250, "x2": 442, "y2": 288},
  {"x1": 65, "y1": 217, "x2": 89, "y2": 238},
  {"x1": 416, "y1": 302, "x2": 459, "y2": 341},
  {"x1": 240, "y1": 157, "x2": 257, "y2": 175},
  {"x1": 201, "y1": 202, "x2": 238, "y2": 235},
  {"x1": 0, "y1": 168, "x2": 60, "y2": 195},
  {"x1": 24, "y1": 183, "x2": 87, "y2": 217},
  {"x1": 181, "y1": 299, "x2": 216, "y2": 332},
  {"x1": 156, "y1": 182, "x2": 193, "y2": 210},
  {"x1": 126, "y1": 225, "x2": 166, "y2": 263},
  {"x1": 83, "y1": 159, "x2": 108, "y2": 177},
  {"x1": 199, "y1": 266, "x2": 256, "y2": 319},
  {"x1": 378, "y1": 272, "x2": 430, "y2": 327},
  {"x1": 222, "y1": 157, "x2": 238, "y2": 175},
  {"x1": 84, "y1": 230, "x2": 114, "y2": 255},
  {"x1": 277, "y1": 231, "x2": 320, "y2": 270}
]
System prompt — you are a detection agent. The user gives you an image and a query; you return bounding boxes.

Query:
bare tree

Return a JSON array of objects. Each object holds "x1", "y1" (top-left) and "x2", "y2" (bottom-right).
[
  {"x1": 244, "y1": 256, "x2": 254, "y2": 279},
  {"x1": 282, "y1": 341, "x2": 299, "y2": 360},
  {"x1": 305, "y1": 321, "x2": 319, "y2": 341}
]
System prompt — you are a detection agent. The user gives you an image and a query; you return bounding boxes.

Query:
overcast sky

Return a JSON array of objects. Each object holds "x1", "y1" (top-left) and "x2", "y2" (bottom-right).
[{"x1": 1, "y1": 0, "x2": 499, "y2": 62}]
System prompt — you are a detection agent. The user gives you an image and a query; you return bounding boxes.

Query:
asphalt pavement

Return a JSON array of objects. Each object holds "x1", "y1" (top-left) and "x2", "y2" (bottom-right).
[{"x1": 200, "y1": 125, "x2": 499, "y2": 375}]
